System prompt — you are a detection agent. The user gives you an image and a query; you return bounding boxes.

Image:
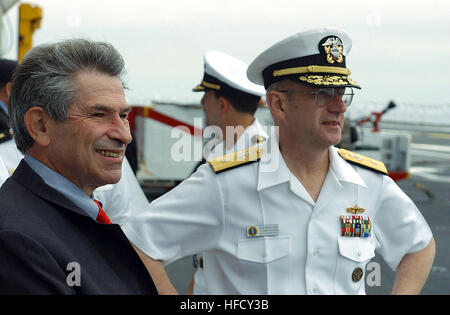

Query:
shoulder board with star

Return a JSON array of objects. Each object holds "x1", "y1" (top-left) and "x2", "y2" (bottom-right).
[
  {"x1": 0, "y1": 129, "x2": 13, "y2": 144},
  {"x1": 208, "y1": 146, "x2": 263, "y2": 174},
  {"x1": 338, "y1": 148, "x2": 388, "y2": 175}
]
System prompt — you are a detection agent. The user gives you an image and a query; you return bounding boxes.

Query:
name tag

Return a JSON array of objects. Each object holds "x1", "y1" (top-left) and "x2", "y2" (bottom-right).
[{"x1": 246, "y1": 224, "x2": 279, "y2": 237}]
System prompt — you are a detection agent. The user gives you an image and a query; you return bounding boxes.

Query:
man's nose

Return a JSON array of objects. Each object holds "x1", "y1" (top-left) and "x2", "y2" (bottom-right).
[
  {"x1": 108, "y1": 115, "x2": 132, "y2": 146},
  {"x1": 201, "y1": 95, "x2": 206, "y2": 107},
  {"x1": 328, "y1": 93, "x2": 347, "y2": 113}
]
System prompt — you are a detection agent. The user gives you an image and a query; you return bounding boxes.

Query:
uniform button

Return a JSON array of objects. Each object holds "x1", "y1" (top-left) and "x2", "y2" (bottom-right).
[
  {"x1": 262, "y1": 252, "x2": 268, "y2": 258},
  {"x1": 312, "y1": 249, "x2": 319, "y2": 256},
  {"x1": 352, "y1": 267, "x2": 364, "y2": 282},
  {"x1": 312, "y1": 287, "x2": 319, "y2": 294},
  {"x1": 357, "y1": 250, "x2": 362, "y2": 257}
]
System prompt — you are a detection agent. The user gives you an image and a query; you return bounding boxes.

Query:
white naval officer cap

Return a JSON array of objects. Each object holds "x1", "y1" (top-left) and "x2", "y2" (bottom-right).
[
  {"x1": 247, "y1": 27, "x2": 361, "y2": 90},
  {"x1": 193, "y1": 50, "x2": 265, "y2": 97}
]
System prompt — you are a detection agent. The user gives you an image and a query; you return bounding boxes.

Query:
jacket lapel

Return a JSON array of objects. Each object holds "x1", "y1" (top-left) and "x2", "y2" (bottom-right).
[{"x1": 12, "y1": 160, "x2": 87, "y2": 217}]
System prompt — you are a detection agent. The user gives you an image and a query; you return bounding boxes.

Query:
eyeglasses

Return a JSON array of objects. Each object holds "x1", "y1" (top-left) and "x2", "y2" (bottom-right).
[{"x1": 276, "y1": 87, "x2": 354, "y2": 107}]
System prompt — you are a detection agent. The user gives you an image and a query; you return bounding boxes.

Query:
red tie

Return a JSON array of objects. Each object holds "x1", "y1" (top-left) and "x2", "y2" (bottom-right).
[{"x1": 94, "y1": 200, "x2": 112, "y2": 224}]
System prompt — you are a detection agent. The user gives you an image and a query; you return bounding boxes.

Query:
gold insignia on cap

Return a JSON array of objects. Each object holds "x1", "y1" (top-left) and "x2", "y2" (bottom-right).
[
  {"x1": 322, "y1": 37, "x2": 344, "y2": 64},
  {"x1": 273, "y1": 65, "x2": 351, "y2": 78},
  {"x1": 201, "y1": 80, "x2": 221, "y2": 90},
  {"x1": 192, "y1": 85, "x2": 205, "y2": 92},
  {"x1": 352, "y1": 267, "x2": 364, "y2": 282},
  {"x1": 299, "y1": 75, "x2": 358, "y2": 87},
  {"x1": 346, "y1": 205, "x2": 365, "y2": 214}
]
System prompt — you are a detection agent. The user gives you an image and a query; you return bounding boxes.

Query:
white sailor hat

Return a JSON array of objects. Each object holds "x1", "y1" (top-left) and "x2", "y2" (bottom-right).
[
  {"x1": 247, "y1": 27, "x2": 360, "y2": 90},
  {"x1": 193, "y1": 50, "x2": 265, "y2": 97}
]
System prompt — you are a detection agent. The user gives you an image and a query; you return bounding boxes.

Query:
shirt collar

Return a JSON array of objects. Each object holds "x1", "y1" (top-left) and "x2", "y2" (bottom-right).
[
  {"x1": 329, "y1": 146, "x2": 367, "y2": 188},
  {"x1": 207, "y1": 117, "x2": 269, "y2": 160},
  {"x1": 24, "y1": 154, "x2": 100, "y2": 220},
  {"x1": 257, "y1": 132, "x2": 290, "y2": 191},
  {"x1": 251, "y1": 117, "x2": 269, "y2": 140},
  {"x1": 232, "y1": 117, "x2": 268, "y2": 152},
  {"x1": 257, "y1": 135, "x2": 367, "y2": 191}
]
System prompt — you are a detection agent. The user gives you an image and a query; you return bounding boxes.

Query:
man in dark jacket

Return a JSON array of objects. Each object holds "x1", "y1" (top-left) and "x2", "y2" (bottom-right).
[{"x1": 0, "y1": 39, "x2": 157, "y2": 294}]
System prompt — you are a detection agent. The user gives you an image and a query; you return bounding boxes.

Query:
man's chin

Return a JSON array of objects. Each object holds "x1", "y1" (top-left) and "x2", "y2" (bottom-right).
[
  {"x1": 99, "y1": 170, "x2": 123, "y2": 186},
  {"x1": 332, "y1": 138, "x2": 342, "y2": 146},
  {"x1": 326, "y1": 133, "x2": 342, "y2": 147}
]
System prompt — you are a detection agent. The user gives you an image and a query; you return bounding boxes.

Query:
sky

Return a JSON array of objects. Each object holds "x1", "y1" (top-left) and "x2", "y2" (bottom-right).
[{"x1": 2, "y1": 0, "x2": 450, "y2": 110}]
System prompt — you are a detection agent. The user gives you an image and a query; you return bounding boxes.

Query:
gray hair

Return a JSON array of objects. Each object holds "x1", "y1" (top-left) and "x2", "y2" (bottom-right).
[
  {"x1": 266, "y1": 79, "x2": 295, "y2": 93},
  {"x1": 9, "y1": 38, "x2": 126, "y2": 153}
]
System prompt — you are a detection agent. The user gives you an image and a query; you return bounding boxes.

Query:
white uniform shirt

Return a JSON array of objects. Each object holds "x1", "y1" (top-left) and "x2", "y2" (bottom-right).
[
  {"x1": 0, "y1": 156, "x2": 8, "y2": 186},
  {"x1": 194, "y1": 117, "x2": 268, "y2": 294},
  {"x1": 0, "y1": 139, "x2": 146, "y2": 225},
  {"x1": 93, "y1": 157, "x2": 149, "y2": 226},
  {"x1": 0, "y1": 138, "x2": 23, "y2": 177},
  {"x1": 123, "y1": 136, "x2": 432, "y2": 294},
  {"x1": 206, "y1": 118, "x2": 268, "y2": 160}
]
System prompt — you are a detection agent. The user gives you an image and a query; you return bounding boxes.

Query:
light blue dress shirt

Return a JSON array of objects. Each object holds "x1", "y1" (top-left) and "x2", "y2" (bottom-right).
[{"x1": 24, "y1": 154, "x2": 99, "y2": 221}]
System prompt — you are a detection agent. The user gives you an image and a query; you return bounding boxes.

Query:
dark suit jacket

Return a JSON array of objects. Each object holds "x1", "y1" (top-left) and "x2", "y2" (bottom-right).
[{"x1": 0, "y1": 160, "x2": 157, "y2": 295}]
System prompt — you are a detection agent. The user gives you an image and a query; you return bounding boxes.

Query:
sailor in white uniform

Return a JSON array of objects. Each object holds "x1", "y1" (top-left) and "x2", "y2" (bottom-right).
[
  {"x1": 193, "y1": 50, "x2": 267, "y2": 160},
  {"x1": 123, "y1": 27, "x2": 435, "y2": 294},
  {"x1": 189, "y1": 50, "x2": 267, "y2": 294}
]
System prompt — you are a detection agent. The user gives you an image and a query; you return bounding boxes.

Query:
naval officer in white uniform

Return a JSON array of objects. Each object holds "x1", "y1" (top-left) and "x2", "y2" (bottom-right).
[
  {"x1": 124, "y1": 27, "x2": 435, "y2": 294},
  {"x1": 193, "y1": 50, "x2": 267, "y2": 161},
  {"x1": 189, "y1": 50, "x2": 268, "y2": 294}
]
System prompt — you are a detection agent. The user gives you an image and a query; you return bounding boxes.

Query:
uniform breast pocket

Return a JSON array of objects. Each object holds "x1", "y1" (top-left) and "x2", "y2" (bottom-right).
[
  {"x1": 236, "y1": 236, "x2": 291, "y2": 294},
  {"x1": 335, "y1": 236, "x2": 375, "y2": 294}
]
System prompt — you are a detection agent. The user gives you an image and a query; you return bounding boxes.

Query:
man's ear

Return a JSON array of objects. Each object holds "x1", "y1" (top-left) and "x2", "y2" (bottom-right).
[
  {"x1": 5, "y1": 82, "x2": 12, "y2": 100},
  {"x1": 266, "y1": 90, "x2": 287, "y2": 121},
  {"x1": 24, "y1": 106, "x2": 52, "y2": 147},
  {"x1": 218, "y1": 96, "x2": 231, "y2": 114}
]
